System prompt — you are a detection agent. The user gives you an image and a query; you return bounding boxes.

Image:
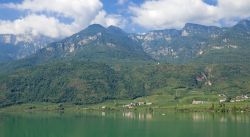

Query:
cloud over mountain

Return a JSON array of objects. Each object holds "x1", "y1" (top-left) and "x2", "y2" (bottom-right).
[
  {"x1": 130, "y1": 0, "x2": 250, "y2": 30},
  {"x1": 0, "y1": 0, "x2": 250, "y2": 37},
  {"x1": 0, "y1": 0, "x2": 125, "y2": 38}
]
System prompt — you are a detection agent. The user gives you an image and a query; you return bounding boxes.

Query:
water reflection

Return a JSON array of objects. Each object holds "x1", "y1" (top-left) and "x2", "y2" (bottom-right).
[
  {"x1": 190, "y1": 113, "x2": 250, "y2": 123},
  {"x1": 219, "y1": 116, "x2": 227, "y2": 123},
  {"x1": 192, "y1": 113, "x2": 207, "y2": 121},
  {"x1": 122, "y1": 112, "x2": 153, "y2": 121},
  {"x1": 101, "y1": 112, "x2": 105, "y2": 116},
  {"x1": 230, "y1": 114, "x2": 250, "y2": 123},
  {"x1": 0, "y1": 112, "x2": 250, "y2": 137}
]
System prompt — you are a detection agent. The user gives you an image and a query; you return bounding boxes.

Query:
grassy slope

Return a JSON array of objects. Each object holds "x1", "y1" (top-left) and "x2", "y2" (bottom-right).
[{"x1": 1, "y1": 92, "x2": 250, "y2": 113}]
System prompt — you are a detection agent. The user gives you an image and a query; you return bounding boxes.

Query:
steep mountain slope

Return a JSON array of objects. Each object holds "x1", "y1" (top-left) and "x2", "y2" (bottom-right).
[
  {"x1": 0, "y1": 25, "x2": 154, "y2": 106},
  {"x1": 0, "y1": 25, "x2": 152, "y2": 74},
  {"x1": 1, "y1": 20, "x2": 250, "y2": 107},
  {"x1": 33, "y1": 24, "x2": 151, "y2": 63},
  {"x1": 194, "y1": 20, "x2": 250, "y2": 64},
  {"x1": 0, "y1": 34, "x2": 55, "y2": 62},
  {"x1": 131, "y1": 20, "x2": 250, "y2": 63}
]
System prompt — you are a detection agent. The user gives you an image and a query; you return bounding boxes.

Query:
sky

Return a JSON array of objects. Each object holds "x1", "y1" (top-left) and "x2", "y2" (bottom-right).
[{"x1": 0, "y1": 0, "x2": 250, "y2": 38}]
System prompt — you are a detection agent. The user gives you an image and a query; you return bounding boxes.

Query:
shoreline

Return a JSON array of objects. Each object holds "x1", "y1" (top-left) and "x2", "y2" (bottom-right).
[{"x1": 1, "y1": 101, "x2": 250, "y2": 114}]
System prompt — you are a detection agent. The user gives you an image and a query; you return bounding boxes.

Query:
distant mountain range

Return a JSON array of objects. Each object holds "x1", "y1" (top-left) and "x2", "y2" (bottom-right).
[
  {"x1": 1, "y1": 19, "x2": 250, "y2": 64},
  {"x1": 0, "y1": 34, "x2": 56, "y2": 62},
  {"x1": 1, "y1": 20, "x2": 250, "y2": 106},
  {"x1": 131, "y1": 19, "x2": 250, "y2": 63}
]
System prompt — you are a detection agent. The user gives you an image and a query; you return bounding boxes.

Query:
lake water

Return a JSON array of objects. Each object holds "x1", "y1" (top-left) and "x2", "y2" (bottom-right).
[{"x1": 0, "y1": 111, "x2": 249, "y2": 137}]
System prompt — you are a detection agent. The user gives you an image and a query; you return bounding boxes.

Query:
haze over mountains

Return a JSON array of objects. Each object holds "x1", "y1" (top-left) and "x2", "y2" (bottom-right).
[
  {"x1": 0, "y1": 34, "x2": 55, "y2": 62},
  {"x1": 0, "y1": 19, "x2": 250, "y2": 106}
]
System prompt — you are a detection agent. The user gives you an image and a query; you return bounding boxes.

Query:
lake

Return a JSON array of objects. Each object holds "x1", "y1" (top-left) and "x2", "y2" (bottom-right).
[{"x1": 0, "y1": 111, "x2": 249, "y2": 137}]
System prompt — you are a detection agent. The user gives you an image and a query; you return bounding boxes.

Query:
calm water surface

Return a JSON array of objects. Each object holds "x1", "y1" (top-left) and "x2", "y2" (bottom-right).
[{"x1": 0, "y1": 112, "x2": 249, "y2": 137}]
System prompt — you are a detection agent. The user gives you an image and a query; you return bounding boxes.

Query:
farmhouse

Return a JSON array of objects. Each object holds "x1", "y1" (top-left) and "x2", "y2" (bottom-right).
[{"x1": 192, "y1": 100, "x2": 206, "y2": 105}]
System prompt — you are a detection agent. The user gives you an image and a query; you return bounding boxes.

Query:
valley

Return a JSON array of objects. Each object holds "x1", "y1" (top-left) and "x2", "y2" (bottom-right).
[{"x1": 1, "y1": 20, "x2": 250, "y2": 112}]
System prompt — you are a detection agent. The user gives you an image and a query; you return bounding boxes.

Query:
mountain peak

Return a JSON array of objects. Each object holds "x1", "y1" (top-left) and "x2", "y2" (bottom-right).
[
  {"x1": 235, "y1": 19, "x2": 250, "y2": 28},
  {"x1": 75, "y1": 24, "x2": 106, "y2": 36},
  {"x1": 183, "y1": 23, "x2": 208, "y2": 30},
  {"x1": 107, "y1": 25, "x2": 126, "y2": 34},
  {"x1": 182, "y1": 23, "x2": 221, "y2": 34},
  {"x1": 86, "y1": 24, "x2": 106, "y2": 31},
  {"x1": 232, "y1": 19, "x2": 250, "y2": 33},
  {"x1": 107, "y1": 25, "x2": 121, "y2": 29}
]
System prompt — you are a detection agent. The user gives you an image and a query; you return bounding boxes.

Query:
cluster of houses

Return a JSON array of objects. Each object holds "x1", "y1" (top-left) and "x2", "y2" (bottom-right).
[
  {"x1": 231, "y1": 95, "x2": 248, "y2": 103},
  {"x1": 123, "y1": 102, "x2": 153, "y2": 109},
  {"x1": 219, "y1": 94, "x2": 249, "y2": 103},
  {"x1": 192, "y1": 94, "x2": 249, "y2": 105}
]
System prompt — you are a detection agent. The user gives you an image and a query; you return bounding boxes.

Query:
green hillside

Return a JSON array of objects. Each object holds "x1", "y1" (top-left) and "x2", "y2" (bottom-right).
[
  {"x1": 1, "y1": 59, "x2": 250, "y2": 107},
  {"x1": 1, "y1": 21, "x2": 250, "y2": 108}
]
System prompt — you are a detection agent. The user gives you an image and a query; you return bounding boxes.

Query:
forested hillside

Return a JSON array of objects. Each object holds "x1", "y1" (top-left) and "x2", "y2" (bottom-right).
[{"x1": 1, "y1": 20, "x2": 250, "y2": 107}]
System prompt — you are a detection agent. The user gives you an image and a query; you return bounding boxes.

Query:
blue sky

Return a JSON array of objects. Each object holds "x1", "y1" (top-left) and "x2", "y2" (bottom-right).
[
  {"x1": 0, "y1": 0, "x2": 215, "y2": 22},
  {"x1": 0, "y1": 0, "x2": 143, "y2": 22},
  {"x1": 0, "y1": 0, "x2": 22, "y2": 20},
  {"x1": 203, "y1": 0, "x2": 218, "y2": 5},
  {"x1": 0, "y1": 0, "x2": 249, "y2": 38}
]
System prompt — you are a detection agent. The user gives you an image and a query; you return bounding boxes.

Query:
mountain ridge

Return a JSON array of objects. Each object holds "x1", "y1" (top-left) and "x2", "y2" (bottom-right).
[
  {"x1": 1, "y1": 19, "x2": 250, "y2": 64},
  {"x1": 130, "y1": 19, "x2": 250, "y2": 63},
  {"x1": 1, "y1": 20, "x2": 250, "y2": 106},
  {"x1": 0, "y1": 34, "x2": 56, "y2": 62}
]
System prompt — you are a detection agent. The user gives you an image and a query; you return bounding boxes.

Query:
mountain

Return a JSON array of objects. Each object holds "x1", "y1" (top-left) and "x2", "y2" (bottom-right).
[
  {"x1": 0, "y1": 34, "x2": 56, "y2": 63},
  {"x1": 1, "y1": 20, "x2": 250, "y2": 107},
  {"x1": 232, "y1": 19, "x2": 250, "y2": 33},
  {"x1": 0, "y1": 25, "x2": 152, "y2": 75},
  {"x1": 32, "y1": 24, "x2": 151, "y2": 63},
  {"x1": 0, "y1": 25, "x2": 152, "y2": 106},
  {"x1": 2, "y1": 20, "x2": 250, "y2": 64},
  {"x1": 131, "y1": 20, "x2": 250, "y2": 63}
]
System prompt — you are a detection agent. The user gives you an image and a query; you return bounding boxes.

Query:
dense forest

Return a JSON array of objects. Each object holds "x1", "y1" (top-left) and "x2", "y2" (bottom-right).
[{"x1": 1, "y1": 59, "x2": 250, "y2": 107}]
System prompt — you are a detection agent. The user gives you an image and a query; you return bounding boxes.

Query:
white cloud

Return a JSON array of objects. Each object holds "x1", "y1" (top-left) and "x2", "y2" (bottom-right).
[
  {"x1": 117, "y1": 0, "x2": 128, "y2": 5},
  {"x1": 91, "y1": 10, "x2": 126, "y2": 28},
  {"x1": 0, "y1": 0, "x2": 124, "y2": 38},
  {"x1": 5, "y1": 0, "x2": 103, "y2": 28},
  {"x1": 0, "y1": 14, "x2": 73, "y2": 38},
  {"x1": 2, "y1": 0, "x2": 250, "y2": 37},
  {"x1": 217, "y1": 0, "x2": 250, "y2": 20},
  {"x1": 130, "y1": 0, "x2": 250, "y2": 30}
]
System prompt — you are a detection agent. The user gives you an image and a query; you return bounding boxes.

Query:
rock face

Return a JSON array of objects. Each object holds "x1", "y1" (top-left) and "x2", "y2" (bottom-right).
[
  {"x1": 35, "y1": 24, "x2": 151, "y2": 62},
  {"x1": 0, "y1": 34, "x2": 55, "y2": 62},
  {"x1": 130, "y1": 20, "x2": 250, "y2": 63},
  {"x1": 1, "y1": 19, "x2": 250, "y2": 64}
]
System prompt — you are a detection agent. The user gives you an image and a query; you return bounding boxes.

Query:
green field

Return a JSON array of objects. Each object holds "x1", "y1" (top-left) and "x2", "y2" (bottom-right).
[{"x1": 1, "y1": 91, "x2": 249, "y2": 113}]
